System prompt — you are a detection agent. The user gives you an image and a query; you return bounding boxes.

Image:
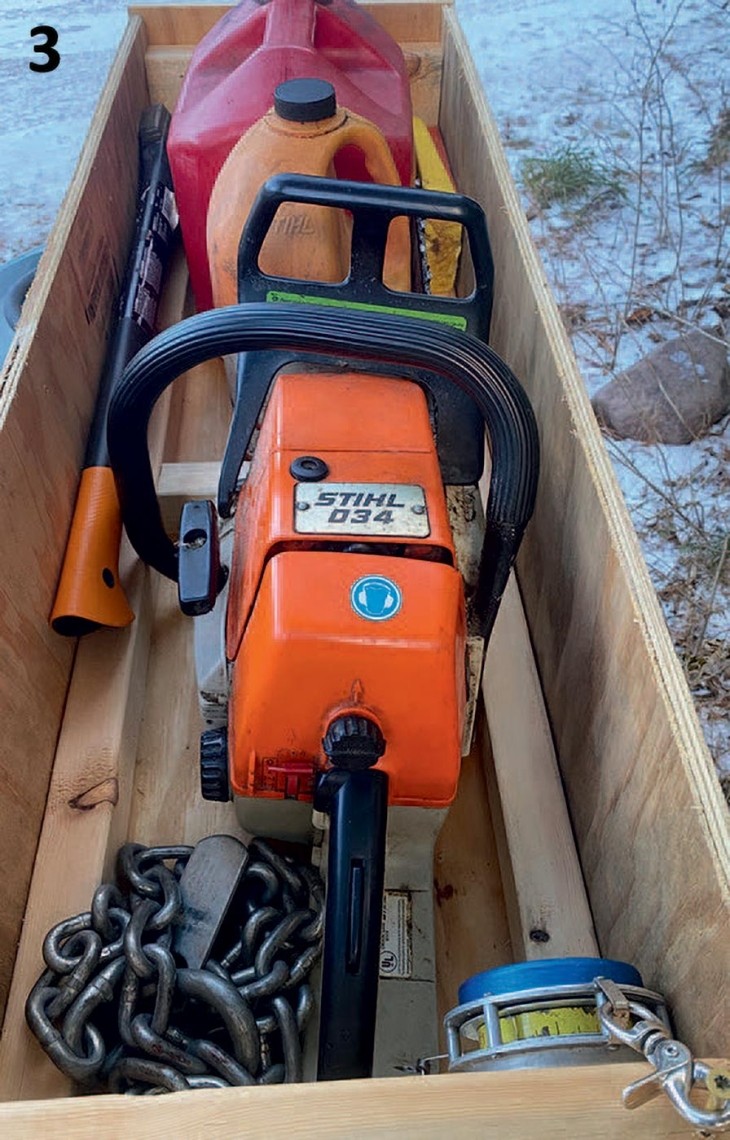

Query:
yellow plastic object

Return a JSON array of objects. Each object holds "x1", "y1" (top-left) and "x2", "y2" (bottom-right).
[{"x1": 413, "y1": 116, "x2": 462, "y2": 296}]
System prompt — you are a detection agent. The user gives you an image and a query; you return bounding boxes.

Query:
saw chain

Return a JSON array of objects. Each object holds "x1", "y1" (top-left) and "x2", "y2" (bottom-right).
[{"x1": 414, "y1": 180, "x2": 433, "y2": 294}]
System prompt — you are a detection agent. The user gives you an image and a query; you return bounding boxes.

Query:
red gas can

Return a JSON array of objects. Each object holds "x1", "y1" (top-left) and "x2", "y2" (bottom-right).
[{"x1": 168, "y1": 0, "x2": 414, "y2": 310}]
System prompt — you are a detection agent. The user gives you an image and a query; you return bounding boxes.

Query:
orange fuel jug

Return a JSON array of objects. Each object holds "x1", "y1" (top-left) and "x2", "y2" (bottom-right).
[
  {"x1": 168, "y1": 0, "x2": 413, "y2": 310},
  {"x1": 207, "y1": 79, "x2": 411, "y2": 307}
]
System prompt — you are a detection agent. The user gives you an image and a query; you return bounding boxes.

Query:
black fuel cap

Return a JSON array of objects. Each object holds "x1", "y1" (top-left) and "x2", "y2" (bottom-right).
[{"x1": 274, "y1": 78, "x2": 337, "y2": 123}]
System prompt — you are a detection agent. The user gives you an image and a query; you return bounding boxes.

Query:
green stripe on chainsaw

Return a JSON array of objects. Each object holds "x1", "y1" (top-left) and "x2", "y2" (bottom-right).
[{"x1": 265, "y1": 290, "x2": 468, "y2": 330}]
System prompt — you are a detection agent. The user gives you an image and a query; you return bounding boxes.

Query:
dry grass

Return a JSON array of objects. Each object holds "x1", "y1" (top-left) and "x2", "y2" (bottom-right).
[
  {"x1": 700, "y1": 103, "x2": 730, "y2": 172},
  {"x1": 520, "y1": 146, "x2": 626, "y2": 210}
]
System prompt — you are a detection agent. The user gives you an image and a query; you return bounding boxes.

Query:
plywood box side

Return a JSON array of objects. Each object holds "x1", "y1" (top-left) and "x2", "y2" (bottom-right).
[
  {"x1": 130, "y1": 1, "x2": 448, "y2": 47},
  {"x1": 143, "y1": 43, "x2": 443, "y2": 125},
  {"x1": 0, "y1": 6, "x2": 726, "y2": 1120},
  {"x1": 0, "y1": 255, "x2": 190, "y2": 1102},
  {"x1": 438, "y1": 13, "x2": 730, "y2": 1055},
  {"x1": 134, "y1": 1, "x2": 445, "y2": 119},
  {"x1": 0, "y1": 20, "x2": 152, "y2": 1025}
]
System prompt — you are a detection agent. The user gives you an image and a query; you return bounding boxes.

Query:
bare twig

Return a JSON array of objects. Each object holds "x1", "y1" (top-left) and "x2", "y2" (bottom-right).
[
  {"x1": 606, "y1": 441, "x2": 708, "y2": 539},
  {"x1": 691, "y1": 533, "x2": 729, "y2": 662}
]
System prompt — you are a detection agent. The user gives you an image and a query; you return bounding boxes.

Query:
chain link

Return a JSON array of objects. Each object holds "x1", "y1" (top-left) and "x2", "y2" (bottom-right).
[
  {"x1": 26, "y1": 838, "x2": 323, "y2": 1094},
  {"x1": 596, "y1": 978, "x2": 730, "y2": 1134}
]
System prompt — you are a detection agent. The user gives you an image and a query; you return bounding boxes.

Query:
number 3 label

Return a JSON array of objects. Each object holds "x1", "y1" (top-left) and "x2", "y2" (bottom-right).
[{"x1": 29, "y1": 26, "x2": 60, "y2": 73}]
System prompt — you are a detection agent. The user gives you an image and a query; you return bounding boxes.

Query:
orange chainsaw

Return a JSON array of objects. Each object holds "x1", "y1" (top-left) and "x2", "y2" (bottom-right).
[{"x1": 108, "y1": 176, "x2": 539, "y2": 1081}]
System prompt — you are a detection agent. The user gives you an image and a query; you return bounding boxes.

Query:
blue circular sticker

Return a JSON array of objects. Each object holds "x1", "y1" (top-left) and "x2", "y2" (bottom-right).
[{"x1": 350, "y1": 575, "x2": 402, "y2": 622}]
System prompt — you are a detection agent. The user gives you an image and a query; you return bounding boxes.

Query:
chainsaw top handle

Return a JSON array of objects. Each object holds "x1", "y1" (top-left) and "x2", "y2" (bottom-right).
[
  {"x1": 107, "y1": 304, "x2": 539, "y2": 645},
  {"x1": 214, "y1": 174, "x2": 494, "y2": 512},
  {"x1": 237, "y1": 172, "x2": 494, "y2": 337}
]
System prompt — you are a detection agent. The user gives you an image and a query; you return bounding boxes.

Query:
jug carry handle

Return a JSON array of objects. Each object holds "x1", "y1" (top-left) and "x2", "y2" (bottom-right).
[
  {"x1": 263, "y1": 0, "x2": 316, "y2": 47},
  {"x1": 321, "y1": 113, "x2": 404, "y2": 192},
  {"x1": 107, "y1": 304, "x2": 538, "y2": 646},
  {"x1": 238, "y1": 173, "x2": 494, "y2": 340}
]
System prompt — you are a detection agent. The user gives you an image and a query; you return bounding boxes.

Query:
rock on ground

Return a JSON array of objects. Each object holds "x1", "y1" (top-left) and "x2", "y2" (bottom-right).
[{"x1": 592, "y1": 329, "x2": 730, "y2": 444}]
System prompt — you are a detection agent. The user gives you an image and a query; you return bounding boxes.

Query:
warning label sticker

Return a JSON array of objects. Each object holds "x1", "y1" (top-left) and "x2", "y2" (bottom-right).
[{"x1": 379, "y1": 891, "x2": 412, "y2": 979}]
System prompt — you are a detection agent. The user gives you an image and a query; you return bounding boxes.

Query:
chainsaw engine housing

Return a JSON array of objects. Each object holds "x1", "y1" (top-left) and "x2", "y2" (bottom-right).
[{"x1": 225, "y1": 370, "x2": 466, "y2": 827}]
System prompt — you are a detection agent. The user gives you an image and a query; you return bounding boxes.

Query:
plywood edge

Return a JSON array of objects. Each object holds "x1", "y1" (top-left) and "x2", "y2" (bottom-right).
[
  {"x1": 364, "y1": 0, "x2": 449, "y2": 43},
  {"x1": 441, "y1": 7, "x2": 729, "y2": 908},
  {"x1": 0, "y1": 1065, "x2": 706, "y2": 1137},
  {"x1": 130, "y1": 1, "x2": 449, "y2": 46},
  {"x1": 128, "y1": 3, "x2": 229, "y2": 44}
]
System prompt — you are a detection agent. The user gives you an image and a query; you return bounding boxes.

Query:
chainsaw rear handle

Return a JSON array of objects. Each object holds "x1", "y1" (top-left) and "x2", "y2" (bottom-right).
[
  {"x1": 107, "y1": 304, "x2": 539, "y2": 644},
  {"x1": 238, "y1": 173, "x2": 494, "y2": 337}
]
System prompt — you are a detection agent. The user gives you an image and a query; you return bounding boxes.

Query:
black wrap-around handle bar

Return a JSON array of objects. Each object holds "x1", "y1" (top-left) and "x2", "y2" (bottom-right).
[{"x1": 107, "y1": 303, "x2": 539, "y2": 645}]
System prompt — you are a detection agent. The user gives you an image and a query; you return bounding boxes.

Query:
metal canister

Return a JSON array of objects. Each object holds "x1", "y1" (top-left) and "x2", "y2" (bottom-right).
[{"x1": 444, "y1": 957, "x2": 671, "y2": 1072}]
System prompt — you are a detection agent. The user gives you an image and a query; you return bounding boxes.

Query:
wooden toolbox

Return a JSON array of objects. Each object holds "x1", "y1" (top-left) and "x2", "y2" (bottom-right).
[{"x1": 0, "y1": 3, "x2": 726, "y2": 1133}]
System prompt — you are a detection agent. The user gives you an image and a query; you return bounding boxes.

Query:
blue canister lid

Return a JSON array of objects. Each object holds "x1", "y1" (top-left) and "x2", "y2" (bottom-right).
[{"x1": 458, "y1": 957, "x2": 644, "y2": 1005}]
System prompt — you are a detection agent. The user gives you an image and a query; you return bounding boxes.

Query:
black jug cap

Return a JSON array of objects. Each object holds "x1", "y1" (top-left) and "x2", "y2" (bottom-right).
[{"x1": 274, "y1": 78, "x2": 337, "y2": 123}]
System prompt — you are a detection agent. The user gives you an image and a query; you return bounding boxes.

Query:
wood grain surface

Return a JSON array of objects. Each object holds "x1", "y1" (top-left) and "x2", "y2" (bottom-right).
[
  {"x1": 0, "y1": 19, "x2": 149, "y2": 1025},
  {"x1": 0, "y1": 1064, "x2": 708, "y2": 1138}
]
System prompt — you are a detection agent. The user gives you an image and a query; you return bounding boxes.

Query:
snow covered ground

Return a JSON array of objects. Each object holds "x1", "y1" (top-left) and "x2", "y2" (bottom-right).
[
  {"x1": 0, "y1": 0, "x2": 727, "y2": 787},
  {"x1": 0, "y1": 1, "x2": 129, "y2": 260}
]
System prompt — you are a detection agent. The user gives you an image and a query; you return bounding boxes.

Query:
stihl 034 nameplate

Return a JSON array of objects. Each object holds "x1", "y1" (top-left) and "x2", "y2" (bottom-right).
[{"x1": 294, "y1": 482, "x2": 430, "y2": 537}]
